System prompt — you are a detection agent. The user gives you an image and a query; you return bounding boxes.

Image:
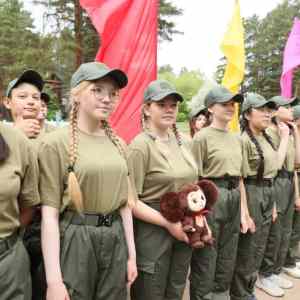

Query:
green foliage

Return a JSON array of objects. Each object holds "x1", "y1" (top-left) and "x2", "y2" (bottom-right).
[
  {"x1": 0, "y1": 0, "x2": 184, "y2": 119},
  {"x1": 215, "y1": 0, "x2": 300, "y2": 98},
  {"x1": 42, "y1": 87, "x2": 60, "y2": 120},
  {"x1": 31, "y1": 0, "x2": 183, "y2": 88},
  {"x1": 0, "y1": 0, "x2": 56, "y2": 90},
  {"x1": 159, "y1": 0, "x2": 183, "y2": 42},
  {"x1": 159, "y1": 66, "x2": 204, "y2": 121}
]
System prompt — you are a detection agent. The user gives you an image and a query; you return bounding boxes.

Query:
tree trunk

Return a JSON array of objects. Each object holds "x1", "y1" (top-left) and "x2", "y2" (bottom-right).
[{"x1": 74, "y1": 0, "x2": 82, "y2": 67}]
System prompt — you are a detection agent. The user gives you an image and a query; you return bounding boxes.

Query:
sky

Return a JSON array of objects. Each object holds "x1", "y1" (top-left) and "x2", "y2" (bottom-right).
[{"x1": 24, "y1": 0, "x2": 283, "y2": 78}]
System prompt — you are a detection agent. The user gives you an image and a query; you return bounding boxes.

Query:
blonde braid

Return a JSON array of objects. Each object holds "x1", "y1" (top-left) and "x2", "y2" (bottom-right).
[
  {"x1": 68, "y1": 101, "x2": 84, "y2": 212},
  {"x1": 102, "y1": 120, "x2": 127, "y2": 159},
  {"x1": 172, "y1": 123, "x2": 198, "y2": 171},
  {"x1": 102, "y1": 120, "x2": 136, "y2": 207}
]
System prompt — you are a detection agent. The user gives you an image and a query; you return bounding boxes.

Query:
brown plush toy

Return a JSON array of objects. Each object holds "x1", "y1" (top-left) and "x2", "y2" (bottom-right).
[{"x1": 160, "y1": 180, "x2": 219, "y2": 248}]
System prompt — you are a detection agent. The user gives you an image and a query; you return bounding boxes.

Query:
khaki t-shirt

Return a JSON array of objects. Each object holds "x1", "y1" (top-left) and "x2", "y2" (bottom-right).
[
  {"x1": 128, "y1": 132, "x2": 198, "y2": 203},
  {"x1": 0, "y1": 123, "x2": 40, "y2": 238},
  {"x1": 29, "y1": 122, "x2": 57, "y2": 151},
  {"x1": 266, "y1": 126, "x2": 295, "y2": 172},
  {"x1": 192, "y1": 127, "x2": 243, "y2": 178},
  {"x1": 44, "y1": 122, "x2": 57, "y2": 133},
  {"x1": 39, "y1": 127, "x2": 129, "y2": 214},
  {"x1": 241, "y1": 131, "x2": 278, "y2": 178}
]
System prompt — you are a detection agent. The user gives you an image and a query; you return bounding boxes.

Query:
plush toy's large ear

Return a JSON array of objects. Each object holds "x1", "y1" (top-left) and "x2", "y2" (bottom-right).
[
  {"x1": 160, "y1": 192, "x2": 184, "y2": 223},
  {"x1": 197, "y1": 180, "x2": 219, "y2": 210}
]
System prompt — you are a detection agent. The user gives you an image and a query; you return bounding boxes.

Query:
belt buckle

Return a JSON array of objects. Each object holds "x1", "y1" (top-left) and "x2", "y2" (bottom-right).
[
  {"x1": 98, "y1": 215, "x2": 113, "y2": 227},
  {"x1": 228, "y1": 179, "x2": 235, "y2": 190}
]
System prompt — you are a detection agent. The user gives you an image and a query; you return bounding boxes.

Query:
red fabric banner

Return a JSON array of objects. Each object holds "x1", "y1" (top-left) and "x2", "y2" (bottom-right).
[{"x1": 80, "y1": 0, "x2": 158, "y2": 143}]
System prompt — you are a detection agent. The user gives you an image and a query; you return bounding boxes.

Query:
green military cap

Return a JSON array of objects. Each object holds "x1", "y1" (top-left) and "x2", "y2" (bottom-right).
[
  {"x1": 204, "y1": 85, "x2": 243, "y2": 107},
  {"x1": 269, "y1": 95, "x2": 299, "y2": 107},
  {"x1": 6, "y1": 70, "x2": 44, "y2": 97},
  {"x1": 144, "y1": 79, "x2": 183, "y2": 102},
  {"x1": 189, "y1": 104, "x2": 207, "y2": 119},
  {"x1": 293, "y1": 105, "x2": 300, "y2": 120},
  {"x1": 241, "y1": 93, "x2": 277, "y2": 113},
  {"x1": 71, "y1": 62, "x2": 128, "y2": 89}
]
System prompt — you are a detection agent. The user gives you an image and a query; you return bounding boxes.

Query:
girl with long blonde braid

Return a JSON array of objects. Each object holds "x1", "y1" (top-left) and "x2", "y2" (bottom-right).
[
  {"x1": 129, "y1": 79, "x2": 199, "y2": 300},
  {"x1": 39, "y1": 62, "x2": 137, "y2": 300}
]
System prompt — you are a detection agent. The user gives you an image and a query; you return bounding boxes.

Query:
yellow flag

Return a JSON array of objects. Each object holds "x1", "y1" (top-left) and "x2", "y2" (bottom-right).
[{"x1": 221, "y1": 0, "x2": 245, "y2": 132}]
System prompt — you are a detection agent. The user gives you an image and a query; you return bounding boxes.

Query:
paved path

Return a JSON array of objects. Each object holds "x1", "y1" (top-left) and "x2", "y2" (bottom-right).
[{"x1": 181, "y1": 274, "x2": 300, "y2": 300}]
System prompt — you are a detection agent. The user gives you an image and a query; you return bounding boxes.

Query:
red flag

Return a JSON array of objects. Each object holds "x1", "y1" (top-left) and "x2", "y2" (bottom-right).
[{"x1": 80, "y1": 0, "x2": 158, "y2": 143}]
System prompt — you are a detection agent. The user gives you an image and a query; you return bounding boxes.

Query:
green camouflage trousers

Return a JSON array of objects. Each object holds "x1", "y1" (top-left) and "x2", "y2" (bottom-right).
[
  {"x1": 0, "y1": 234, "x2": 31, "y2": 300},
  {"x1": 190, "y1": 182, "x2": 241, "y2": 300},
  {"x1": 59, "y1": 212, "x2": 128, "y2": 300},
  {"x1": 260, "y1": 173, "x2": 294, "y2": 276},
  {"x1": 131, "y1": 202, "x2": 192, "y2": 300},
  {"x1": 230, "y1": 180, "x2": 274, "y2": 300},
  {"x1": 284, "y1": 211, "x2": 300, "y2": 267},
  {"x1": 23, "y1": 211, "x2": 46, "y2": 300}
]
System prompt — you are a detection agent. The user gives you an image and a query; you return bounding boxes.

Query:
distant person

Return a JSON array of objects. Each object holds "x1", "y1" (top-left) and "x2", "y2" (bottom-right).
[
  {"x1": 189, "y1": 104, "x2": 210, "y2": 138},
  {"x1": 37, "y1": 91, "x2": 57, "y2": 133}
]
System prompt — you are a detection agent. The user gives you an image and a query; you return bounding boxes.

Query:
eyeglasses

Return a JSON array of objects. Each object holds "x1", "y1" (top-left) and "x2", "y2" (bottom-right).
[{"x1": 90, "y1": 86, "x2": 119, "y2": 102}]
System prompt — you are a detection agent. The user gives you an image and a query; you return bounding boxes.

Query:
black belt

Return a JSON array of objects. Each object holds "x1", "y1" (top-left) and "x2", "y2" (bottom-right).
[
  {"x1": 206, "y1": 176, "x2": 240, "y2": 190},
  {"x1": 277, "y1": 169, "x2": 294, "y2": 180},
  {"x1": 0, "y1": 231, "x2": 19, "y2": 255},
  {"x1": 64, "y1": 211, "x2": 119, "y2": 227},
  {"x1": 245, "y1": 177, "x2": 274, "y2": 187}
]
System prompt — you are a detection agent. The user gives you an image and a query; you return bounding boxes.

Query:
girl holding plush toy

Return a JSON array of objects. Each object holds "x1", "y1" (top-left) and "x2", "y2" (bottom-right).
[{"x1": 128, "y1": 79, "x2": 202, "y2": 300}]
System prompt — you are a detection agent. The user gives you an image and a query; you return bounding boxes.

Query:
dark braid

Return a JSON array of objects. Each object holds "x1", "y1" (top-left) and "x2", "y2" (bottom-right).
[
  {"x1": 262, "y1": 130, "x2": 276, "y2": 150},
  {"x1": 242, "y1": 115, "x2": 265, "y2": 181},
  {"x1": 271, "y1": 116, "x2": 277, "y2": 125},
  {"x1": 0, "y1": 133, "x2": 9, "y2": 162},
  {"x1": 141, "y1": 109, "x2": 148, "y2": 131},
  {"x1": 172, "y1": 123, "x2": 182, "y2": 146},
  {"x1": 239, "y1": 116, "x2": 247, "y2": 133}
]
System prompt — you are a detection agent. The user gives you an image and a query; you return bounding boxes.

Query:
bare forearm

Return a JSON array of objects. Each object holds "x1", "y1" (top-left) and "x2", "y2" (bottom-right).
[
  {"x1": 132, "y1": 200, "x2": 168, "y2": 228},
  {"x1": 293, "y1": 128, "x2": 300, "y2": 164},
  {"x1": 41, "y1": 206, "x2": 63, "y2": 285},
  {"x1": 277, "y1": 136, "x2": 289, "y2": 169},
  {"x1": 239, "y1": 178, "x2": 249, "y2": 217},
  {"x1": 120, "y1": 205, "x2": 136, "y2": 260},
  {"x1": 295, "y1": 171, "x2": 300, "y2": 201}
]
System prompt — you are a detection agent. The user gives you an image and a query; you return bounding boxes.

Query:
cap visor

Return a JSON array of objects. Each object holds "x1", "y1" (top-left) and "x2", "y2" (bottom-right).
[
  {"x1": 218, "y1": 93, "x2": 243, "y2": 104},
  {"x1": 151, "y1": 91, "x2": 183, "y2": 102},
  {"x1": 252, "y1": 101, "x2": 277, "y2": 110},
  {"x1": 88, "y1": 69, "x2": 128, "y2": 89}
]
